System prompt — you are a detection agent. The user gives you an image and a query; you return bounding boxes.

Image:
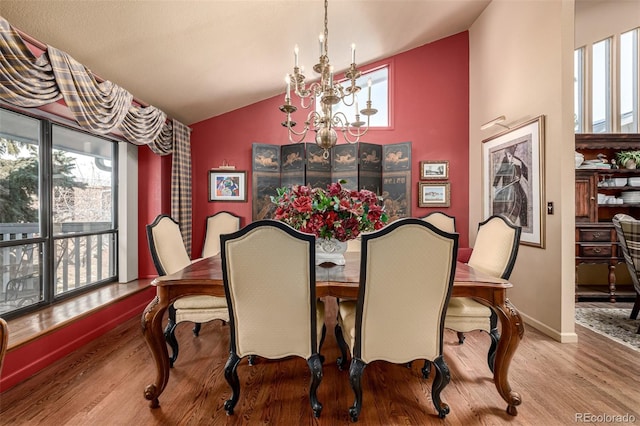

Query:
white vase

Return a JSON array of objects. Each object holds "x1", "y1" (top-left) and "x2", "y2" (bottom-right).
[{"x1": 315, "y1": 238, "x2": 348, "y2": 266}]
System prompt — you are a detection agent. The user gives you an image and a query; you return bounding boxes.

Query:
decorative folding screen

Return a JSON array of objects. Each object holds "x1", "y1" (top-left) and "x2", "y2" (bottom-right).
[{"x1": 251, "y1": 142, "x2": 411, "y2": 221}]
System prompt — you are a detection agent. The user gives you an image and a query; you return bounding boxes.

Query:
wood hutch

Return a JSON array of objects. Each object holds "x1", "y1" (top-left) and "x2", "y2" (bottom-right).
[{"x1": 575, "y1": 133, "x2": 640, "y2": 302}]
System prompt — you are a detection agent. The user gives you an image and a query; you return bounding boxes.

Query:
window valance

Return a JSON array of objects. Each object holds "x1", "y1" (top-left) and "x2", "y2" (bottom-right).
[{"x1": 0, "y1": 16, "x2": 193, "y2": 252}]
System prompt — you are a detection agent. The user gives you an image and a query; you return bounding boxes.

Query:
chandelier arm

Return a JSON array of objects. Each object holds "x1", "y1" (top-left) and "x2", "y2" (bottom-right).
[
  {"x1": 286, "y1": 128, "x2": 309, "y2": 144},
  {"x1": 340, "y1": 127, "x2": 361, "y2": 144},
  {"x1": 286, "y1": 121, "x2": 311, "y2": 137},
  {"x1": 344, "y1": 125, "x2": 370, "y2": 139}
]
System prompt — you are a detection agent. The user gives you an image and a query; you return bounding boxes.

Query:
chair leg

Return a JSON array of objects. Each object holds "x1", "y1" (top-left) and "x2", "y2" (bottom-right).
[
  {"x1": 422, "y1": 360, "x2": 431, "y2": 379},
  {"x1": 223, "y1": 352, "x2": 241, "y2": 415},
  {"x1": 334, "y1": 324, "x2": 348, "y2": 371},
  {"x1": 318, "y1": 324, "x2": 327, "y2": 364},
  {"x1": 348, "y1": 358, "x2": 366, "y2": 422},
  {"x1": 456, "y1": 331, "x2": 465, "y2": 344},
  {"x1": 307, "y1": 353, "x2": 324, "y2": 418},
  {"x1": 192, "y1": 322, "x2": 201, "y2": 336},
  {"x1": 431, "y1": 356, "x2": 451, "y2": 419},
  {"x1": 163, "y1": 304, "x2": 179, "y2": 367},
  {"x1": 487, "y1": 310, "x2": 500, "y2": 373},
  {"x1": 630, "y1": 294, "x2": 640, "y2": 320}
]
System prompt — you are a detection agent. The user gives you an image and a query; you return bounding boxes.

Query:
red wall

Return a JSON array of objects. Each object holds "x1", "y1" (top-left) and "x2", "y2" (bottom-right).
[
  {"x1": 138, "y1": 147, "x2": 173, "y2": 278},
  {"x1": 188, "y1": 32, "x2": 470, "y2": 256}
]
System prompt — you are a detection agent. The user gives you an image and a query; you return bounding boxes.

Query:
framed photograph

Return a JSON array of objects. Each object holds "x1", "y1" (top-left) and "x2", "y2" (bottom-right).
[
  {"x1": 418, "y1": 182, "x2": 450, "y2": 207},
  {"x1": 208, "y1": 170, "x2": 247, "y2": 202},
  {"x1": 482, "y1": 115, "x2": 545, "y2": 248},
  {"x1": 420, "y1": 160, "x2": 449, "y2": 180}
]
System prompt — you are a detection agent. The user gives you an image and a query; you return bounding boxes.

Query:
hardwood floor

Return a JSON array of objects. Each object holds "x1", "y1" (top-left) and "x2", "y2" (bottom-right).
[{"x1": 1, "y1": 298, "x2": 639, "y2": 425}]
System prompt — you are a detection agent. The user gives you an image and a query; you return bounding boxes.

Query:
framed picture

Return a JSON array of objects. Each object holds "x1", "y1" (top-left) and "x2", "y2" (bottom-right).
[
  {"x1": 482, "y1": 115, "x2": 545, "y2": 248},
  {"x1": 420, "y1": 160, "x2": 449, "y2": 180},
  {"x1": 208, "y1": 170, "x2": 247, "y2": 202},
  {"x1": 418, "y1": 182, "x2": 450, "y2": 207}
]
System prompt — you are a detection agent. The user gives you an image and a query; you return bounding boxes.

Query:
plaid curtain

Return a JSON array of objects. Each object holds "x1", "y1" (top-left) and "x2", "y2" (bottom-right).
[
  {"x1": 170, "y1": 120, "x2": 193, "y2": 253},
  {"x1": 0, "y1": 16, "x2": 193, "y2": 251},
  {"x1": 0, "y1": 17, "x2": 62, "y2": 106}
]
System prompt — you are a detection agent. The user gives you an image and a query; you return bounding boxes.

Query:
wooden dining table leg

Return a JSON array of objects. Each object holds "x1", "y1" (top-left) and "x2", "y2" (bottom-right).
[
  {"x1": 492, "y1": 297, "x2": 525, "y2": 416},
  {"x1": 140, "y1": 294, "x2": 171, "y2": 408}
]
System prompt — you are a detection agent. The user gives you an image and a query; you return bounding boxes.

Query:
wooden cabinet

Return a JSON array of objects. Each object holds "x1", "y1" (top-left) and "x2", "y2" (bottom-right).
[
  {"x1": 575, "y1": 134, "x2": 640, "y2": 301},
  {"x1": 575, "y1": 172, "x2": 597, "y2": 222},
  {"x1": 575, "y1": 224, "x2": 620, "y2": 302}
]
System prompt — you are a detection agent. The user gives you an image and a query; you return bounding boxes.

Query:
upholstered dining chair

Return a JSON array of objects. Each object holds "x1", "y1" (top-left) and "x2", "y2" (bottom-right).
[
  {"x1": 445, "y1": 214, "x2": 521, "y2": 371},
  {"x1": 146, "y1": 214, "x2": 229, "y2": 367},
  {"x1": 220, "y1": 220, "x2": 325, "y2": 418},
  {"x1": 421, "y1": 211, "x2": 456, "y2": 233},
  {"x1": 0, "y1": 317, "x2": 8, "y2": 375},
  {"x1": 422, "y1": 211, "x2": 472, "y2": 263},
  {"x1": 334, "y1": 218, "x2": 458, "y2": 421},
  {"x1": 201, "y1": 211, "x2": 241, "y2": 258},
  {"x1": 612, "y1": 214, "x2": 640, "y2": 333}
]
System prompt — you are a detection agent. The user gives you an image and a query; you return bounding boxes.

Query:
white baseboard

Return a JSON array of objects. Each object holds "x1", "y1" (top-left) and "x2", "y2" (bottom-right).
[{"x1": 520, "y1": 312, "x2": 578, "y2": 343}]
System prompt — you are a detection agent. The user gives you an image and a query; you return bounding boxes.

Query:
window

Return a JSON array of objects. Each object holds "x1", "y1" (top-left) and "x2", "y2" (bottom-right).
[
  {"x1": 319, "y1": 66, "x2": 390, "y2": 128},
  {"x1": 575, "y1": 47, "x2": 585, "y2": 132},
  {"x1": 620, "y1": 29, "x2": 639, "y2": 132},
  {"x1": 0, "y1": 108, "x2": 118, "y2": 317},
  {"x1": 592, "y1": 38, "x2": 612, "y2": 132},
  {"x1": 575, "y1": 28, "x2": 639, "y2": 133}
]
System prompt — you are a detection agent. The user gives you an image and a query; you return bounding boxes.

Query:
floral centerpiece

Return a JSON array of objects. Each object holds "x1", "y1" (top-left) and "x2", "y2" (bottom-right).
[{"x1": 270, "y1": 181, "x2": 388, "y2": 264}]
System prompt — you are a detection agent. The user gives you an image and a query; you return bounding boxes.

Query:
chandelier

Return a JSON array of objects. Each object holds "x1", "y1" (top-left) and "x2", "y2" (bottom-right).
[{"x1": 279, "y1": 0, "x2": 377, "y2": 158}]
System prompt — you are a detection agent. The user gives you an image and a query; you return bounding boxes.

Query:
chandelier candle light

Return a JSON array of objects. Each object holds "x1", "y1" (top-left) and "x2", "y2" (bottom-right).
[{"x1": 280, "y1": 0, "x2": 377, "y2": 158}]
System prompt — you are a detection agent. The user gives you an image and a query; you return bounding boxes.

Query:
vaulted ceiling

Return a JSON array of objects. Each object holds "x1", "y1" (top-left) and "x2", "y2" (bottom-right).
[{"x1": 1, "y1": 1, "x2": 490, "y2": 125}]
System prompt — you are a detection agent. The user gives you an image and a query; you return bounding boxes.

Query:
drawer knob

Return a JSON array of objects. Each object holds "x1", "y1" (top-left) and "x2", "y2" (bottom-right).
[
  {"x1": 593, "y1": 232, "x2": 601, "y2": 238},
  {"x1": 593, "y1": 248, "x2": 601, "y2": 253}
]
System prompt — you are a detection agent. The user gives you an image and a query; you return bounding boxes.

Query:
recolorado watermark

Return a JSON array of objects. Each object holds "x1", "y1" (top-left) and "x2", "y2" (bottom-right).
[{"x1": 575, "y1": 413, "x2": 636, "y2": 423}]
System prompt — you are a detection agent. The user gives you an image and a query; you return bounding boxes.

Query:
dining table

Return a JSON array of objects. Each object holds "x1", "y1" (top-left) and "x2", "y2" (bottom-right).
[{"x1": 141, "y1": 251, "x2": 525, "y2": 415}]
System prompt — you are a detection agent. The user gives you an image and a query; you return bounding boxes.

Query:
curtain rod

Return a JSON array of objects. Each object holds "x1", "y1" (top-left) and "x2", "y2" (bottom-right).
[{"x1": 14, "y1": 25, "x2": 155, "y2": 110}]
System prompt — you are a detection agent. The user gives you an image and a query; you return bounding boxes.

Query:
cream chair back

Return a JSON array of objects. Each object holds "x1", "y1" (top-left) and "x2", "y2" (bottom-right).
[
  {"x1": 468, "y1": 215, "x2": 521, "y2": 279},
  {"x1": 421, "y1": 211, "x2": 456, "y2": 233},
  {"x1": 202, "y1": 212, "x2": 241, "y2": 257},
  {"x1": 357, "y1": 218, "x2": 458, "y2": 364},
  {"x1": 346, "y1": 237, "x2": 361, "y2": 252},
  {"x1": 147, "y1": 215, "x2": 191, "y2": 276},
  {"x1": 221, "y1": 220, "x2": 318, "y2": 360}
]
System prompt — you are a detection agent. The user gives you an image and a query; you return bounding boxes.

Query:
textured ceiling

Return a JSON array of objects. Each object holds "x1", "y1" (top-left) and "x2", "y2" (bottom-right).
[{"x1": 0, "y1": 0, "x2": 490, "y2": 125}]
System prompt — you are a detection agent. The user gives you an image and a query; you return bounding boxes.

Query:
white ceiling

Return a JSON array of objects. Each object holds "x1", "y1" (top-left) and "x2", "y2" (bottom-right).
[{"x1": 0, "y1": 0, "x2": 490, "y2": 125}]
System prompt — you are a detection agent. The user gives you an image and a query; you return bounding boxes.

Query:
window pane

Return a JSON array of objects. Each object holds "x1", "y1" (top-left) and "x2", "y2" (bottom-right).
[
  {"x1": 0, "y1": 242, "x2": 43, "y2": 314},
  {"x1": 574, "y1": 48, "x2": 584, "y2": 132},
  {"x1": 620, "y1": 29, "x2": 639, "y2": 133},
  {"x1": 52, "y1": 125, "x2": 116, "y2": 296},
  {"x1": 324, "y1": 66, "x2": 389, "y2": 128},
  {"x1": 52, "y1": 125, "x2": 114, "y2": 235},
  {"x1": 1, "y1": 110, "x2": 43, "y2": 315},
  {"x1": 0, "y1": 109, "x2": 41, "y2": 233},
  {"x1": 592, "y1": 38, "x2": 611, "y2": 132}
]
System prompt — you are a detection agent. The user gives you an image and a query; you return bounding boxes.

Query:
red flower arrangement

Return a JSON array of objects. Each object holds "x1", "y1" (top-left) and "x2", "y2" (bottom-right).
[{"x1": 270, "y1": 182, "x2": 388, "y2": 242}]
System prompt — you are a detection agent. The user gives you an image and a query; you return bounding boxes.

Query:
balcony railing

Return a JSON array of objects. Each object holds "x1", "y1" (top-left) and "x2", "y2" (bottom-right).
[{"x1": 0, "y1": 222, "x2": 116, "y2": 315}]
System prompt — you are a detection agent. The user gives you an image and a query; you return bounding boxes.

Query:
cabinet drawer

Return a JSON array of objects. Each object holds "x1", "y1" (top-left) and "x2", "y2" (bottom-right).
[
  {"x1": 578, "y1": 244, "x2": 613, "y2": 257},
  {"x1": 579, "y1": 229, "x2": 612, "y2": 242}
]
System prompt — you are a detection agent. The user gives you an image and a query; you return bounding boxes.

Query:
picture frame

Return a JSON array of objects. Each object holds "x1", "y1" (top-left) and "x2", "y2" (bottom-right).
[
  {"x1": 420, "y1": 160, "x2": 449, "y2": 180},
  {"x1": 208, "y1": 170, "x2": 247, "y2": 202},
  {"x1": 482, "y1": 115, "x2": 545, "y2": 248},
  {"x1": 418, "y1": 182, "x2": 450, "y2": 207}
]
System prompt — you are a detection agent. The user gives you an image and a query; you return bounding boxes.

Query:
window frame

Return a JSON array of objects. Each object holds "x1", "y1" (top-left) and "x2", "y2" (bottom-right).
[
  {"x1": 576, "y1": 28, "x2": 640, "y2": 133},
  {"x1": 0, "y1": 106, "x2": 119, "y2": 319}
]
